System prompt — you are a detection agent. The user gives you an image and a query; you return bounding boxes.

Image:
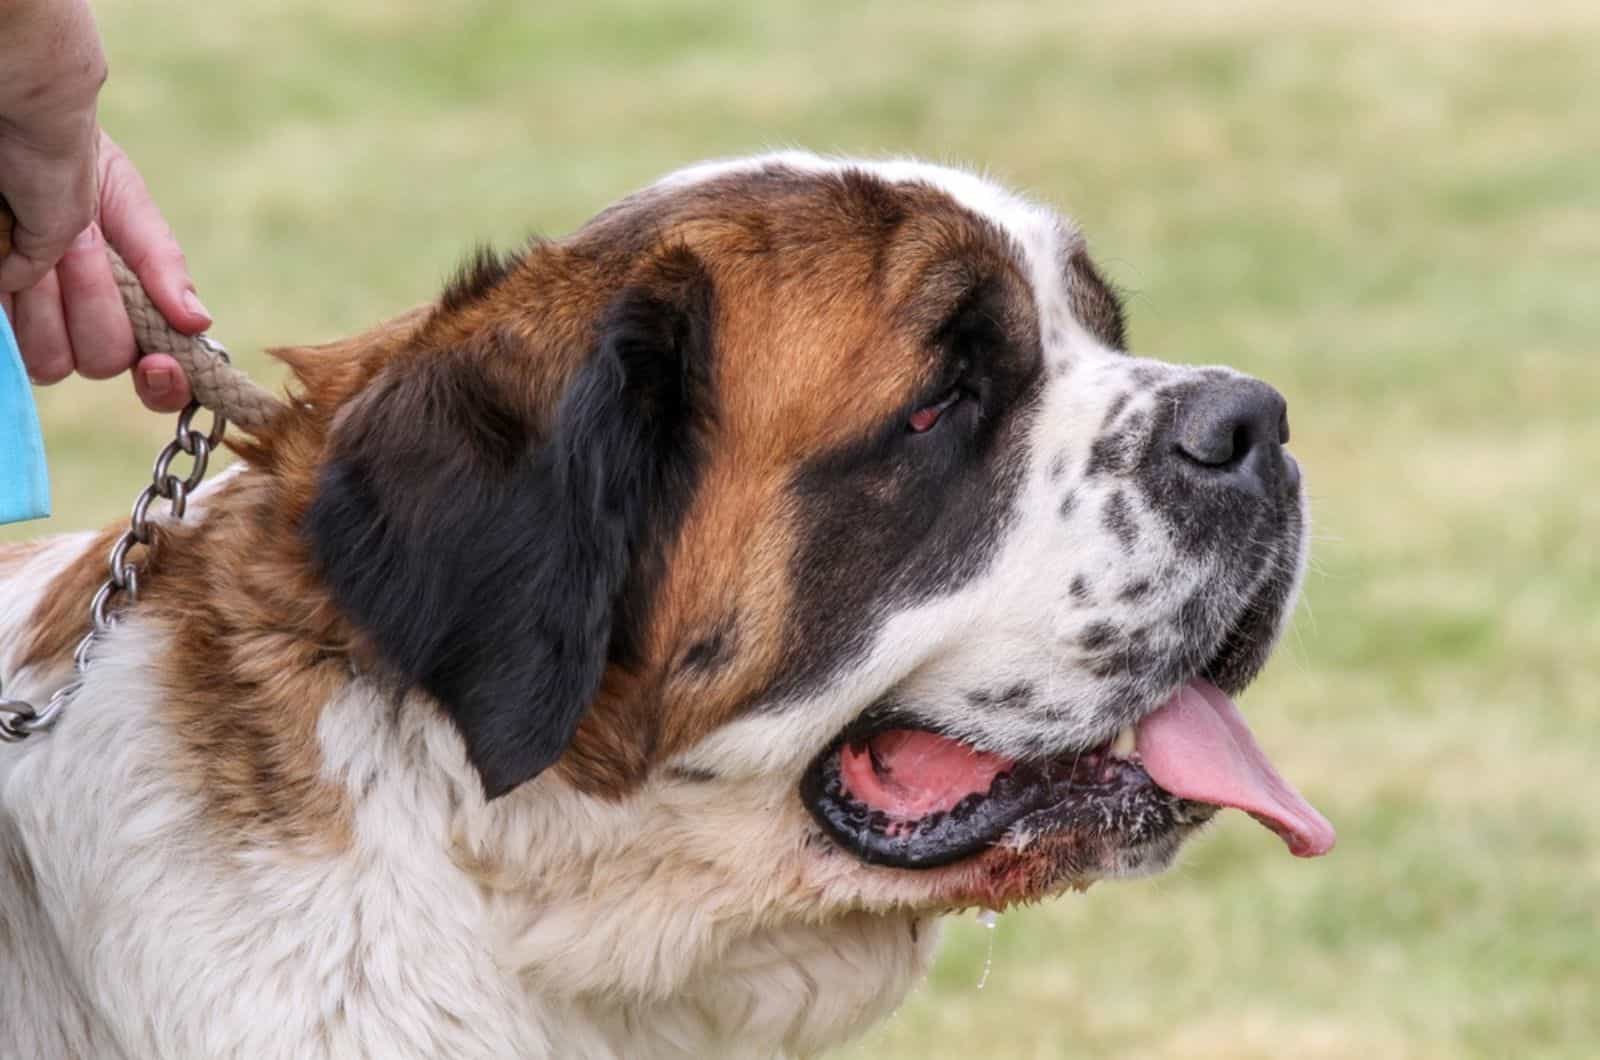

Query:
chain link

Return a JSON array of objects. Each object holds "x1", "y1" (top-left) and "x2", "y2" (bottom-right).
[{"x1": 0, "y1": 342, "x2": 231, "y2": 743}]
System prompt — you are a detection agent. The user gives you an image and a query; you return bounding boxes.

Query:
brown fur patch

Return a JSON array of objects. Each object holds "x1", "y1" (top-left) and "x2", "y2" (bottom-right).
[
  {"x1": 16, "y1": 526, "x2": 122, "y2": 676},
  {"x1": 139, "y1": 488, "x2": 354, "y2": 851}
]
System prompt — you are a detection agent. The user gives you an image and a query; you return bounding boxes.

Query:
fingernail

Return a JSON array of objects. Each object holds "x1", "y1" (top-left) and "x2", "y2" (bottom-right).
[
  {"x1": 70, "y1": 225, "x2": 99, "y2": 251},
  {"x1": 146, "y1": 366, "x2": 175, "y2": 396},
  {"x1": 182, "y1": 289, "x2": 211, "y2": 323}
]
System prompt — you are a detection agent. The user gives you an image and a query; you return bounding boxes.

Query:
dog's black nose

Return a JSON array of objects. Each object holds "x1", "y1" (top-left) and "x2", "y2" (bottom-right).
[{"x1": 1167, "y1": 376, "x2": 1290, "y2": 490}]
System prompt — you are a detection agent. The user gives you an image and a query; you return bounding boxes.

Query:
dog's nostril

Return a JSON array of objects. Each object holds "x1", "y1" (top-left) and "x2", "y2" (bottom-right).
[
  {"x1": 1173, "y1": 417, "x2": 1263, "y2": 469},
  {"x1": 1167, "y1": 377, "x2": 1289, "y2": 484},
  {"x1": 1222, "y1": 423, "x2": 1251, "y2": 466}
]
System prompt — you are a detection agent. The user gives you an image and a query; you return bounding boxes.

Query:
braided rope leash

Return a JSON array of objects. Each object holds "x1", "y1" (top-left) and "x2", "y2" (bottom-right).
[
  {"x1": 104, "y1": 250, "x2": 284, "y2": 432},
  {"x1": 0, "y1": 203, "x2": 287, "y2": 740}
]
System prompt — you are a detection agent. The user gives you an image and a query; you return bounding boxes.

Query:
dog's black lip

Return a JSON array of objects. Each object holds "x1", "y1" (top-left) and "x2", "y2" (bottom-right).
[
  {"x1": 800, "y1": 739, "x2": 1050, "y2": 870},
  {"x1": 799, "y1": 716, "x2": 1200, "y2": 871}
]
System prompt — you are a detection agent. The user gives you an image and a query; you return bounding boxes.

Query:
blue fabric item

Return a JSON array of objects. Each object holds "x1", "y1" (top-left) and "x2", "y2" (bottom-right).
[{"x1": 0, "y1": 308, "x2": 50, "y2": 524}]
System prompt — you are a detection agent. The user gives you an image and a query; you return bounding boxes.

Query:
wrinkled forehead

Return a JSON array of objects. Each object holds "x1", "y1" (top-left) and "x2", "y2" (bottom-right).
[
  {"x1": 579, "y1": 154, "x2": 1084, "y2": 457},
  {"x1": 656, "y1": 151, "x2": 1084, "y2": 318}
]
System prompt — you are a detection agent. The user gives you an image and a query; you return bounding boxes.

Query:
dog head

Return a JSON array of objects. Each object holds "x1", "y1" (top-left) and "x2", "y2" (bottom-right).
[{"x1": 300, "y1": 153, "x2": 1332, "y2": 915}]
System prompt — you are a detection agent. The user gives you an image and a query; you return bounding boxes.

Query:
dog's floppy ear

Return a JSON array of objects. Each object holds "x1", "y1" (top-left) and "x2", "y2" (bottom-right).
[{"x1": 305, "y1": 250, "x2": 712, "y2": 798}]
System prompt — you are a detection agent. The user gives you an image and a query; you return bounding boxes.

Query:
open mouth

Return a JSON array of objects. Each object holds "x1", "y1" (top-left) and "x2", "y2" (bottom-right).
[{"x1": 800, "y1": 679, "x2": 1335, "y2": 871}]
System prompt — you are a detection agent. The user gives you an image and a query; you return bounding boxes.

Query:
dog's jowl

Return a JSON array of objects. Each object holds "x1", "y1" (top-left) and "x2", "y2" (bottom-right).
[{"x1": 0, "y1": 153, "x2": 1332, "y2": 1060}]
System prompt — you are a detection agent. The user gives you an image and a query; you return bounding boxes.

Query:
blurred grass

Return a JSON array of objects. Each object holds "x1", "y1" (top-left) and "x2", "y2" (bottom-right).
[{"x1": 6, "y1": 1, "x2": 1597, "y2": 1056}]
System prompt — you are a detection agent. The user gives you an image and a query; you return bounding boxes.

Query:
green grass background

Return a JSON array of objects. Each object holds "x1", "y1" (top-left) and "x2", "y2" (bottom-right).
[{"x1": 6, "y1": 2, "x2": 1597, "y2": 1056}]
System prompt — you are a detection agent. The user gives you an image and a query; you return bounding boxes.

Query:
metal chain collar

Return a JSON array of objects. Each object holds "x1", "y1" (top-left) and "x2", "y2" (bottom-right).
[{"x1": 0, "y1": 337, "x2": 230, "y2": 743}]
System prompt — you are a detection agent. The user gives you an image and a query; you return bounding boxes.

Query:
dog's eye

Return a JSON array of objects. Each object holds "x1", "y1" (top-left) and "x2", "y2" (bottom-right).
[{"x1": 908, "y1": 389, "x2": 963, "y2": 433}]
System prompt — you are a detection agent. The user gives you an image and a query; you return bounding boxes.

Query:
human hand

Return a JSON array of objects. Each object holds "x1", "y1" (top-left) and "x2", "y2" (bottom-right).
[
  {"x1": 0, "y1": 0, "x2": 208, "y2": 412},
  {"x1": 0, "y1": 0, "x2": 106, "y2": 293},
  {"x1": 1, "y1": 131, "x2": 210, "y2": 412}
]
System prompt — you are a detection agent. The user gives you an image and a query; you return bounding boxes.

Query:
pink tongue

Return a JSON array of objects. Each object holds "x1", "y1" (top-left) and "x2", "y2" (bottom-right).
[{"x1": 1137, "y1": 680, "x2": 1335, "y2": 857}]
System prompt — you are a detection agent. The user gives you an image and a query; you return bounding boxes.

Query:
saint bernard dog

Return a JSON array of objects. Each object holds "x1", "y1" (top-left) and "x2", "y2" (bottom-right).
[{"x1": 0, "y1": 153, "x2": 1334, "y2": 1059}]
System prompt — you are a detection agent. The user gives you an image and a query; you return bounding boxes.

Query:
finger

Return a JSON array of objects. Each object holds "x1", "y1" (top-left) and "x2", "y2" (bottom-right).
[
  {"x1": 96, "y1": 133, "x2": 211, "y2": 335},
  {"x1": 133, "y1": 353, "x2": 191, "y2": 412},
  {"x1": 54, "y1": 222, "x2": 136, "y2": 380},
  {"x1": 13, "y1": 269, "x2": 73, "y2": 384}
]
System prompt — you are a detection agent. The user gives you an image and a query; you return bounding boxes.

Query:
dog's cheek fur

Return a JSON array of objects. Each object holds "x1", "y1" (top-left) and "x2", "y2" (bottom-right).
[
  {"x1": 305, "y1": 250, "x2": 715, "y2": 799},
  {"x1": 759, "y1": 274, "x2": 1044, "y2": 704}
]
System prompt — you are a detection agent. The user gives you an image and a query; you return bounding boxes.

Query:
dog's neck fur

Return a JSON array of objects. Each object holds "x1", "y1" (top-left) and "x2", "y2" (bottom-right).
[{"x1": 316, "y1": 678, "x2": 936, "y2": 1058}]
